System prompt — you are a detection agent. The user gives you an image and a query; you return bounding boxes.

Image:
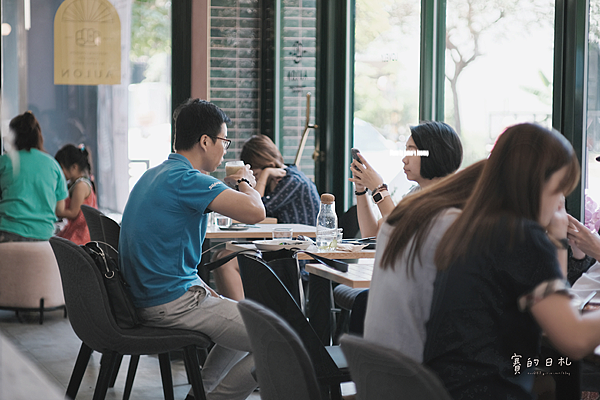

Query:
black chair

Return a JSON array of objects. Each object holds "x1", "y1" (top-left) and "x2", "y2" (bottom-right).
[
  {"x1": 80, "y1": 205, "x2": 133, "y2": 393},
  {"x1": 238, "y1": 299, "x2": 323, "y2": 400},
  {"x1": 332, "y1": 285, "x2": 368, "y2": 342},
  {"x1": 340, "y1": 334, "x2": 452, "y2": 400},
  {"x1": 237, "y1": 253, "x2": 350, "y2": 399},
  {"x1": 49, "y1": 236, "x2": 211, "y2": 400},
  {"x1": 338, "y1": 205, "x2": 360, "y2": 239},
  {"x1": 80, "y1": 205, "x2": 121, "y2": 249}
]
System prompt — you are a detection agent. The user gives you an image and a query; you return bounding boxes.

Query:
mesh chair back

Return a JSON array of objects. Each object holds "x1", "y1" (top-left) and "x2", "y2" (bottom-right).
[
  {"x1": 340, "y1": 334, "x2": 452, "y2": 400},
  {"x1": 238, "y1": 300, "x2": 323, "y2": 400}
]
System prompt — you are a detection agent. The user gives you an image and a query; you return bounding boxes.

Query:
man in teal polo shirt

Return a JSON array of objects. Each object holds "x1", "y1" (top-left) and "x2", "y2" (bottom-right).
[{"x1": 119, "y1": 99, "x2": 265, "y2": 400}]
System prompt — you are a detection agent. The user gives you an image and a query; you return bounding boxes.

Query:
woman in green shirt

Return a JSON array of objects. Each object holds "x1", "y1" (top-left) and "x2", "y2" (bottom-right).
[{"x1": 0, "y1": 111, "x2": 68, "y2": 242}]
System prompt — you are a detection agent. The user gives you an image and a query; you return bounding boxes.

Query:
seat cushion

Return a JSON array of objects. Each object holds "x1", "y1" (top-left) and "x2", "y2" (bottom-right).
[{"x1": 0, "y1": 241, "x2": 65, "y2": 308}]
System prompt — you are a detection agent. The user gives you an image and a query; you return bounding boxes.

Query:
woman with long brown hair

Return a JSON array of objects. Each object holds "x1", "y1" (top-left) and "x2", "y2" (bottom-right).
[
  {"x1": 424, "y1": 123, "x2": 600, "y2": 399},
  {"x1": 363, "y1": 159, "x2": 485, "y2": 362}
]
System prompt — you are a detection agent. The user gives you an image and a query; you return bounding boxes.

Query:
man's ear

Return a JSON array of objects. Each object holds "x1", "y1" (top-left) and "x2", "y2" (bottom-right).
[{"x1": 197, "y1": 134, "x2": 209, "y2": 151}]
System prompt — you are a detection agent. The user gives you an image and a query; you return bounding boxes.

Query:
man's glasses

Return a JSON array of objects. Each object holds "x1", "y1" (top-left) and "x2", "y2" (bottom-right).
[
  {"x1": 213, "y1": 136, "x2": 231, "y2": 150},
  {"x1": 199, "y1": 135, "x2": 231, "y2": 150}
]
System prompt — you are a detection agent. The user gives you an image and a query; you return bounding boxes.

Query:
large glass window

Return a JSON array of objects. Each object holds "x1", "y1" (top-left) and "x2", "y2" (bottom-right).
[
  {"x1": 584, "y1": 0, "x2": 600, "y2": 230},
  {"x1": 127, "y1": 0, "x2": 172, "y2": 192},
  {"x1": 0, "y1": 0, "x2": 171, "y2": 216},
  {"x1": 352, "y1": 0, "x2": 421, "y2": 200},
  {"x1": 445, "y1": 0, "x2": 555, "y2": 165}
]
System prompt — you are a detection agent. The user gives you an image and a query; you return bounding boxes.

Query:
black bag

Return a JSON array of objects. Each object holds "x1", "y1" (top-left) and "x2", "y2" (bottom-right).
[{"x1": 83, "y1": 241, "x2": 140, "y2": 329}]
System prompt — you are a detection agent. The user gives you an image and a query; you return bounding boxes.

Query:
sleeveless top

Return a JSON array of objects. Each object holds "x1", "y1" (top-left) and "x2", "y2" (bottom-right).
[{"x1": 57, "y1": 177, "x2": 97, "y2": 245}]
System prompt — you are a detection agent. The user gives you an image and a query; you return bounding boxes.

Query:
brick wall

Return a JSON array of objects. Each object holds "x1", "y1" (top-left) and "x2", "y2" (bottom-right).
[{"x1": 209, "y1": 0, "x2": 317, "y2": 180}]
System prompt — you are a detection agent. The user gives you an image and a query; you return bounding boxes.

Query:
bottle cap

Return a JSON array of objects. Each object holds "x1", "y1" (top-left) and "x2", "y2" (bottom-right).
[{"x1": 320, "y1": 193, "x2": 335, "y2": 204}]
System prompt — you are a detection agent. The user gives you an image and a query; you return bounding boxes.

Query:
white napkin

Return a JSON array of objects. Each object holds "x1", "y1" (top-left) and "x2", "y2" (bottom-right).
[{"x1": 335, "y1": 243, "x2": 368, "y2": 252}]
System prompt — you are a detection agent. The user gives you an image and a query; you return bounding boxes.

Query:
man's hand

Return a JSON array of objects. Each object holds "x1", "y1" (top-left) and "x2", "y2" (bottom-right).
[{"x1": 224, "y1": 164, "x2": 256, "y2": 188}]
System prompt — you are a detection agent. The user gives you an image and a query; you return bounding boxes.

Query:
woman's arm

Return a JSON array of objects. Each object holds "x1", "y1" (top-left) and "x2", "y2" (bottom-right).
[
  {"x1": 349, "y1": 153, "x2": 395, "y2": 237},
  {"x1": 55, "y1": 180, "x2": 91, "y2": 219},
  {"x1": 531, "y1": 293, "x2": 600, "y2": 360},
  {"x1": 55, "y1": 199, "x2": 66, "y2": 216},
  {"x1": 567, "y1": 215, "x2": 600, "y2": 260},
  {"x1": 253, "y1": 167, "x2": 286, "y2": 197}
]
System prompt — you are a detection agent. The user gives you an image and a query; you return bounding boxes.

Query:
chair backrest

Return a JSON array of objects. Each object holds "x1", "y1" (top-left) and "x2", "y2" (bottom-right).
[
  {"x1": 98, "y1": 214, "x2": 121, "y2": 249},
  {"x1": 49, "y1": 236, "x2": 124, "y2": 352},
  {"x1": 339, "y1": 205, "x2": 359, "y2": 239},
  {"x1": 81, "y1": 204, "x2": 105, "y2": 237},
  {"x1": 81, "y1": 205, "x2": 121, "y2": 249},
  {"x1": 340, "y1": 334, "x2": 452, "y2": 400},
  {"x1": 238, "y1": 300, "x2": 323, "y2": 400},
  {"x1": 237, "y1": 254, "x2": 342, "y2": 379}
]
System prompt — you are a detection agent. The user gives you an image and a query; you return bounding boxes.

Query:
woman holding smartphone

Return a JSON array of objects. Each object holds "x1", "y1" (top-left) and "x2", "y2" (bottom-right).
[
  {"x1": 350, "y1": 121, "x2": 462, "y2": 238},
  {"x1": 424, "y1": 123, "x2": 600, "y2": 399}
]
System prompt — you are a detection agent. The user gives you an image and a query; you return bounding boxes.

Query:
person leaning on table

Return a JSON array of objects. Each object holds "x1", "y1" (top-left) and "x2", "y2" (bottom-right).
[{"x1": 119, "y1": 98, "x2": 265, "y2": 400}]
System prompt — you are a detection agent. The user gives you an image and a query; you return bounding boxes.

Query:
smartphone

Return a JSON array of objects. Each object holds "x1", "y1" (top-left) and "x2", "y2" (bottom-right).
[{"x1": 351, "y1": 148, "x2": 361, "y2": 162}]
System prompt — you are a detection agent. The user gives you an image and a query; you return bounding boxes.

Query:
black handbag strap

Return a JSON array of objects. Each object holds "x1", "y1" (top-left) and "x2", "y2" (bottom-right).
[
  {"x1": 198, "y1": 245, "x2": 349, "y2": 273},
  {"x1": 198, "y1": 249, "x2": 260, "y2": 271},
  {"x1": 294, "y1": 250, "x2": 349, "y2": 272}
]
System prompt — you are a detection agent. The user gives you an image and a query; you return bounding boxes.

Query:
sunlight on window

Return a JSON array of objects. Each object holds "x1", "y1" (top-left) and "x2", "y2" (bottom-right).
[
  {"x1": 353, "y1": 0, "x2": 421, "y2": 201},
  {"x1": 445, "y1": 0, "x2": 555, "y2": 166}
]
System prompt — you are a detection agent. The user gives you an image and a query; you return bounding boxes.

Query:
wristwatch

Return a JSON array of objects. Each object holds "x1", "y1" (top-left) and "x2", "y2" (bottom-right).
[{"x1": 372, "y1": 189, "x2": 390, "y2": 204}]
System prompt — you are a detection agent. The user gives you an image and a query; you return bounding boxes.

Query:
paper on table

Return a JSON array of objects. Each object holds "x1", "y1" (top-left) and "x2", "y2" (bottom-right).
[{"x1": 335, "y1": 244, "x2": 368, "y2": 252}]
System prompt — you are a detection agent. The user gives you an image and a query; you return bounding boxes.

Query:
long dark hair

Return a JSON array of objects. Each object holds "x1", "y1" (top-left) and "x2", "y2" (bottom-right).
[
  {"x1": 410, "y1": 121, "x2": 463, "y2": 179},
  {"x1": 435, "y1": 123, "x2": 580, "y2": 270},
  {"x1": 55, "y1": 144, "x2": 95, "y2": 192},
  {"x1": 380, "y1": 160, "x2": 486, "y2": 276},
  {"x1": 9, "y1": 111, "x2": 45, "y2": 152}
]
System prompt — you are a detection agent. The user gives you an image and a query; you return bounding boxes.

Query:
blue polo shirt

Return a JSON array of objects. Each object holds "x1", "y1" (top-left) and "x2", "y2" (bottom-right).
[{"x1": 119, "y1": 153, "x2": 228, "y2": 308}]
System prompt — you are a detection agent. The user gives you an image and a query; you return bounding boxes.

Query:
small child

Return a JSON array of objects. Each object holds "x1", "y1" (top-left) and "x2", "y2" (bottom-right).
[{"x1": 55, "y1": 144, "x2": 97, "y2": 245}]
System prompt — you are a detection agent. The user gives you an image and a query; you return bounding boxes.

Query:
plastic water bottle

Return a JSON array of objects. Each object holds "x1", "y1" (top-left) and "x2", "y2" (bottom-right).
[{"x1": 316, "y1": 193, "x2": 338, "y2": 250}]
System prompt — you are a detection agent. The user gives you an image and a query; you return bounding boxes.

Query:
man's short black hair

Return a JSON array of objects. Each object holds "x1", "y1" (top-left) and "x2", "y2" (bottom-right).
[
  {"x1": 410, "y1": 121, "x2": 463, "y2": 180},
  {"x1": 173, "y1": 99, "x2": 231, "y2": 151}
]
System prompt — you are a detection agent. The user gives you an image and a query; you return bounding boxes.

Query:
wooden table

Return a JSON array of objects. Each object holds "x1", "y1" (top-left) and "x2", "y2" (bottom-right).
[
  {"x1": 304, "y1": 261, "x2": 373, "y2": 288},
  {"x1": 205, "y1": 223, "x2": 316, "y2": 239},
  {"x1": 305, "y1": 258, "x2": 374, "y2": 346}
]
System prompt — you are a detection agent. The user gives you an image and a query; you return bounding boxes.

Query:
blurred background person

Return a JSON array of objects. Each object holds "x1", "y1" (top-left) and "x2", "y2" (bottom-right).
[
  {"x1": 55, "y1": 143, "x2": 97, "y2": 245},
  {"x1": 0, "y1": 111, "x2": 68, "y2": 242}
]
